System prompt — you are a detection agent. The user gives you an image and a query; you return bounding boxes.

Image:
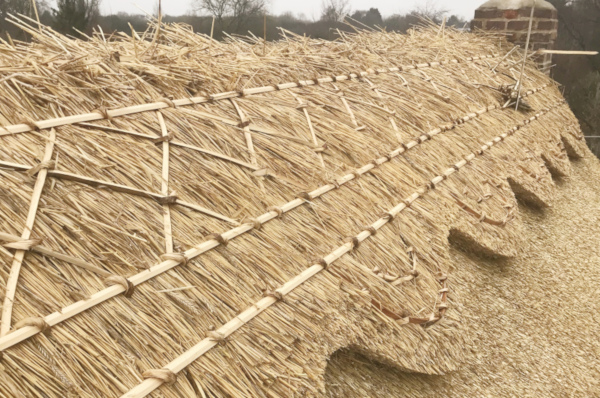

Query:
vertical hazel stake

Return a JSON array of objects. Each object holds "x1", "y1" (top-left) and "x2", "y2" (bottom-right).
[
  {"x1": 156, "y1": 111, "x2": 174, "y2": 254},
  {"x1": 129, "y1": 23, "x2": 139, "y2": 59},
  {"x1": 291, "y1": 92, "x2": 325, "y2": 167},
  {"x1": 208, "y1": 15, "x2": 216, "y2": 68},
  {"x1": 148, "y1": 0, "x2": 162, "y2": 58},
  {"x1": 516, "y1": 0, "x2": 536, "y2": 111},
  {"x1": 439, "y1": 16, "x2": 446, "y2": 37},
  {"x1": 332, "y1": 83, "x2": 358, "y2": 128},
  {"x1": 364, "y1": 77, "x2": 401, "y2": 142},
  {"x1": 230, "y1": 99, "x2": 264, "y2": 192},
  {"x1": 491, "y1": 45, "x2": 519, "y2": 73},
  {"x1": 31, "y1": 0, "x2": 41, "y2": 32},
  {"x1": 210, "y1": 16, "x2": 215, "y2": 45},
  {"x1": 263, "y1": 13, "x2": 267, "y2": 56}
]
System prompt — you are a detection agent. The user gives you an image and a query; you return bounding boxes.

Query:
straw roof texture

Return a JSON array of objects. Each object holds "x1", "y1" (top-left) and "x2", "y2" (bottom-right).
[
  {"x1": 0, "y1": 17, "x2": 590, "y2": 398},
  {"x1": 326, "y1": 154, "x2": 600, "y2": 397}
]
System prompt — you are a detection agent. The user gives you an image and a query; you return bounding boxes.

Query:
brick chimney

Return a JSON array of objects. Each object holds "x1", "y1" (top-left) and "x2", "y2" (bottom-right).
[{"x1": 471, "y1": 0, "x2": 558, "y2": 73}]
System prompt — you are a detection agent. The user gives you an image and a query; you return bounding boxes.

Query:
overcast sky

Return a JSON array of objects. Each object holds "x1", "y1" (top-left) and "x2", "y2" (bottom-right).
[{"x1": 99, "y1": 0, "x2": 485, "y2": 20}]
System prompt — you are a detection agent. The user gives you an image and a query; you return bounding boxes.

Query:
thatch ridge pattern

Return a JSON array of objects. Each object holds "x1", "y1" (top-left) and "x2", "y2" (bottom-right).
[
  {"x1": 122, "y1": 99, "x2": 566, "y2": 397},
  {"x1": 0, "y1": 85, "x2": 547, "y2": 352},
  {"x1": 0, "y1": 20, "x2": 588, "y2": 397},
  {"x1": 0, "y1": 54, "x2": 498, "y2": 138}
]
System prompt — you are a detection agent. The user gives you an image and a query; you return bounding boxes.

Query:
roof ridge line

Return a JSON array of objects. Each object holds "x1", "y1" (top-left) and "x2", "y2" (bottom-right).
[
  {"x1": 0, "y1": 54, "x2": 498, "y2": 137},
  {"x1": 0, "y1": 85, "x2": 547, "y2": 353},
  {"x1": 124, "y1": 100, "x2": 567, "y2": 398}
]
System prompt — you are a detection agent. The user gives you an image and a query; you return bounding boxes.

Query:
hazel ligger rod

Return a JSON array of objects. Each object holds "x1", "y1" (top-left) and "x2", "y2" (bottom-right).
[
  {"x1": 0, "y1": 86, "x2": 548, "y2": 353},
  {"x1": 122, "y1": 100, "x2": 567, "y2": 398},
  {"x1": 0, "y1": 53, "x2": 499, "y2": 138},
  {"x1": 1, "y1": 129, "x2": 56, "y2": 337}
]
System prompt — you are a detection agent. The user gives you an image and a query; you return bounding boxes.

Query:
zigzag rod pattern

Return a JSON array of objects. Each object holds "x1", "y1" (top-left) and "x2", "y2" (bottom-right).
[
  {"x1": 124, "y1": 100, "x2": 568, "y2": 398},
  {"x1": 1, "y1": 129, "x2": 56, "y2": 336},
  {"x1": 76, "y1": 123, "x2": 260, "y2": 171},
  {"x1": 0, "y1": 54, "x2": 498, "y2": 137},
  {"x1": 0, "y1": 85, "x2": 547, "y2": 352},
  {"x1": 0, "y1": 163, "x2": 238, "y2": 225}
]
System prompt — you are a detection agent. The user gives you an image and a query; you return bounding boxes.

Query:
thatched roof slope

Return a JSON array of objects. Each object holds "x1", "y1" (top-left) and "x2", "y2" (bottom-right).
[
  {"x1": 326, "y1": 154, "x2": 600, "y2": 397},
  {"x1": 0, "y1": 17, "x2": 589, "y2": 397}
]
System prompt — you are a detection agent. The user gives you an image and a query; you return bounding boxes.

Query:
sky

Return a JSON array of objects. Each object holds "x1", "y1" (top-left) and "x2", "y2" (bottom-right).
[{"x1": 99, "y1": 0, "x2": 485, "y2": 20}]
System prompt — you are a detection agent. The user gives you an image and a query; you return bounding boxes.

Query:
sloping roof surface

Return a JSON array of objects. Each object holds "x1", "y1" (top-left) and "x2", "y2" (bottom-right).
[{"x1": 0, "y1": 18, "x2": 588, "y2": 397}]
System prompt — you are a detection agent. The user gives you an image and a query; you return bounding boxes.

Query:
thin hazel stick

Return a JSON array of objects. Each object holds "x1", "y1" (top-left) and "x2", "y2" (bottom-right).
[
  {"x1": 230, "y1": 98, "x2": 265, "y2": 192},
  {"x1": 175, "y1": 200, "x2": 238, "y2": 224},
  {"x1": 157, "y1": 111, "x2": 174, "y2": 254},
  {"x1": 0, "y1": 160, "x2": 239, "y2": 224},
  {"x1": 363, "y1": 77, "x2": 402, "y2": 140},
  {"x1": 77, "y1": 122, "x2": 260, "y2": 171},
  {"x1": 492, "y1": 45, "x2": 520, "y2": 72},
  {"x1": 1, "y1": 128, "x2": 56, "y2": 336},
  {"x1": 333, "y1": 83, "x2": 359, "y2": 127},
  {"x1": 0, "y1": 232, "x2": 111, "y2": 277},
  {"x1": 291, "y1": 92, "x2": 325, "y2": 167},
  {"x1": 122, "y1": 100, "x2": 565, "y2": 398},
  {"x1": 536, "y1": 49, "x2": 599, "y2": 55},
  {"x1": 516, "y1": 1, "x2": 536, "y2": 110},
  {"x1": 30, "y1": 0, "x2": 41, "y2": 32},
  {"x1": 230, "y1": 99, "x2": 258, "y2": 167},
  {"x1": 0, "y1": 54, "x2": 498, "y2": 138},
  {"x1": 145, "y1": 0, "x2": 162, "y2": 58},
  {"x1": 0, "y1": 85, "x2": 548, "y2": 353}
]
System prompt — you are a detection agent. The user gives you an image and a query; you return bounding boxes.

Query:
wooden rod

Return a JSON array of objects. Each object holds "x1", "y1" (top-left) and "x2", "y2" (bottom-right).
[
  {"x1": 333, "y1": 83, "x2": 359, "y2": 127},
  {"x1": 0, "y1": 88, "x2": 549, "y2": 353},
  {"x1": 229, "y1": 99, "x2": 265, "y2": 193},
  {"x1": 1, "y1": 129, "x2": 56, "y2": 336},
  {"x1": 290, "y1": 92, "x2": 325, "y2": 167},
  {"x1": 77, "y1": 122, "x2": 260, "y2": 171},
  {"x1": 0, "y1": 54, "x2": 499, "y2": 138},
  {"x1": 0, "y1": 232, "x2": 111, "y2": 277},
  {"x1": 536, "y1": 49, "x2": 598, "y2": 55},
  {"x1": 157, "y1": 111, "x2": 174, "y2": 254},
  {"x1": 492, "y1": 45, "x2": 520, "y2": 72},
  {"x1": 121, "y1": 100, "x2": 566, "y2": 398},
  {"x1": 515, "y1": 1, "x2": 536, "y2": 110},
  {"x1": 230, "y1": 99, "x2": 258, "y2": 167},
  {"x1": 30, "y1": 0, "x2": 41, "y2": 32},
  {"x1": 174, "y1": 200, "x2": 239, "y2": 224},
  {"x1": 362, "y1": 77, "x2": 402, "y2": 141},
  {"x1": 0, "y1": 161, "x2": 238, "y2": 224}
]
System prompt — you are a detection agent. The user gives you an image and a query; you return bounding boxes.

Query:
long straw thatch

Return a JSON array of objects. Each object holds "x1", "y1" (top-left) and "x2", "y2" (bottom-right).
[{"x1": 0, "y1": 16, "x2": 589, "y2": 398}]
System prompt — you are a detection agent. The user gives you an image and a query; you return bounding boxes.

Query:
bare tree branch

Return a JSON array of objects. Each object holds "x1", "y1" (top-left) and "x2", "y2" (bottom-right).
[
  {"x1": 320, "y1": 0, "x2": 350, "y2": 22},
  {"x1": 194, "y1": 0, "x2": 266, "y2": 32}
]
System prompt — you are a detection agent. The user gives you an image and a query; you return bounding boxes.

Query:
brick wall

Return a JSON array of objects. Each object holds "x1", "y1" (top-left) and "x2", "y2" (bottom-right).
[{"x1": 472, "y1": 1, "x2": 558, "y2": 73}]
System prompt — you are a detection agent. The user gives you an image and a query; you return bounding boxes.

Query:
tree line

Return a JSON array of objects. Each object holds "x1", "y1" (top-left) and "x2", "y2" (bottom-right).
[
  {"x1": 0, "y1": 0, "x2": 467, "y2": 41},
  {"x1": 0, "y1": 0, "x2": 100, "y2": 40}
]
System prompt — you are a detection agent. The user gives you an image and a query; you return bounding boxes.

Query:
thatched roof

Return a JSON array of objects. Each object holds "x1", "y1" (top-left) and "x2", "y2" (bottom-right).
[{"x1": 0, "y1": 16, "x2": 589, "y2": 398}]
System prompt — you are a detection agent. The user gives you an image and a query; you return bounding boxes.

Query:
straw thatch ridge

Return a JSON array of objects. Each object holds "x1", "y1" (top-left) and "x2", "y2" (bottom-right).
[{"x1": 0, "y1": 17, "x2": 590, "y2": 397}]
